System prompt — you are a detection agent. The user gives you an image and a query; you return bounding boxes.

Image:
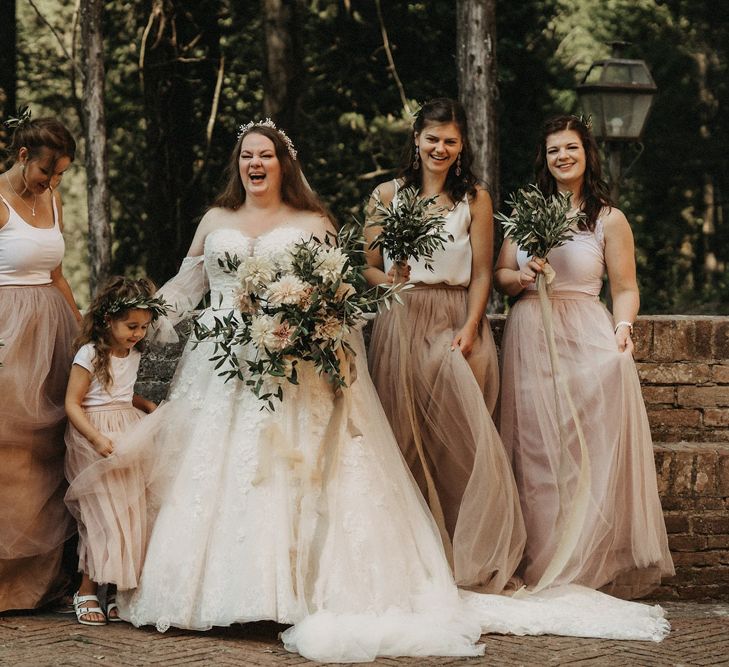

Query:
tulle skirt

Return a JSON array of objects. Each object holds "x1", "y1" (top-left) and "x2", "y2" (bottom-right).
[
  {"x1": 65, "y1": 317, "x2": 672, "y2": 661},
  {"x1": 368, "y1": 285, "x2": 525, "y2": 592},
  {"x1": 499, "y1": 291, "x2": 674, "y2": 598},
  {"x1": 0, "y1": 285, "x2": 77, "y2": 611},
  {"x1": 64, "y1": 403, "x2": 147, "y2": 590},
  {"x1": 66, "y1": 326, "x2": 488, "y2": 660}
]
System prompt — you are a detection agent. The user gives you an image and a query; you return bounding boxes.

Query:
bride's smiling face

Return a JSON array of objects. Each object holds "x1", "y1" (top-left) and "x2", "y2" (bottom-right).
[{"x1": 239, "y1": 132, "x2": 282, "y2": 198}]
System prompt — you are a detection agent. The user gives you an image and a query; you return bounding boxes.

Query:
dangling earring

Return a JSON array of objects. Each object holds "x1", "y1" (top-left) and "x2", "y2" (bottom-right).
[
  {"x1": 455, "y1": 153, "x2": 462, "y2": 177},
  {"x1": 413, "y1": 146, "x2": 420, "y2": 171}
]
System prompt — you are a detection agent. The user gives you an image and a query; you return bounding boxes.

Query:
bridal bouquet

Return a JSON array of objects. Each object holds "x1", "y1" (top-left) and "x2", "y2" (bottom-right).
[
  {"x1": 366, "y1": 184, "x2": 451, "y2": 278},
  {"x1": 495, "y1": 184, "x2": 584, "y2": 266},
  {"x1": 193, "y1": 232, "x2": 403, "y2": 409}
]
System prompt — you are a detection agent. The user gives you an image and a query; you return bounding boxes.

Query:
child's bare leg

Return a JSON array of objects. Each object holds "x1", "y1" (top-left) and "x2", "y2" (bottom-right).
[{"x1": 74, "y1": 573, "x2": 106, "y2": 625}]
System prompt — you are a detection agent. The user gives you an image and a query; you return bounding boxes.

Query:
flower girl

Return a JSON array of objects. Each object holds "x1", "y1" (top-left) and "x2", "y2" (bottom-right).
[{"x1": 63, "y1": 277, "x2": 165, "y2": 625}]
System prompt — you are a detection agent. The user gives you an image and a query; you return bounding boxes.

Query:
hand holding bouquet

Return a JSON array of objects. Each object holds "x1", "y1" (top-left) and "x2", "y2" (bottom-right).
[
  {"x1": 495, "y1": 184, "x2": 585, "y2": 285},
  {"x1": 366, "y1": 185, "x2": 452, "y2": 281}
]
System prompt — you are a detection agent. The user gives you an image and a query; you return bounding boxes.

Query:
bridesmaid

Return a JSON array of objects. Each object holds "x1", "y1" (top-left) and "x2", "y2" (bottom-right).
[
  {"x1": 364, "y1": 98, "x2": 525, "y2": 593},
  {"x1": 0, "y1": 112, "x2": 80, "y2": 611},
  {"x1": 494, "y1": 114, "x2": 674, "y2": 598}
]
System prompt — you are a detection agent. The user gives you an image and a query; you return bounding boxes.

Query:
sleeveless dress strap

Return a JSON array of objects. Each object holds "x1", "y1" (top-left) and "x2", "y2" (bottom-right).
[
  {"x1": 51, "y1": 191, "x2": 59, "y2": 228},
  {"x1": 594, "y1": 217, "x2": 605, "y2": 249}
]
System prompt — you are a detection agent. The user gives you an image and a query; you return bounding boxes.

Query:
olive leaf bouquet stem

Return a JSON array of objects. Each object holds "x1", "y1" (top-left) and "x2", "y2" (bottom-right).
[
  {"x1": 192, "y1": 231, "x2": 403, "y2": 410},
  {"x1": 366, "y1": 185, "x2": 452, "y2": 280}
]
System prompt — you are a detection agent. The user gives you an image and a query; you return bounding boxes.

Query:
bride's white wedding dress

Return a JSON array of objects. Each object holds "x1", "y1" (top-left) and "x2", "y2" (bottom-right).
[{"x1": 79, "y1": 226, "x2": 669, "y2": 663}]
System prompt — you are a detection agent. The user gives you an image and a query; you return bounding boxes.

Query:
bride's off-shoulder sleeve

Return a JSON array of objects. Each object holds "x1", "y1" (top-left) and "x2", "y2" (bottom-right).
[{"x1": 151, "y1": 255, "x2": 209, "y2": 343}]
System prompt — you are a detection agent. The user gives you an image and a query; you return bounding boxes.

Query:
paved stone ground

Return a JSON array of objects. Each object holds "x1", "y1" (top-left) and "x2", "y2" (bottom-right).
[{"x1": 1, "y1": 600, "x2": 728, "y2": 666}]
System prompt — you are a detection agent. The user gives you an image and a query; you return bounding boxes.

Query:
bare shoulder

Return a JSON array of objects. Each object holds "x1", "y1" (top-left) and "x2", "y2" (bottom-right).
[
  {"x1": 468, "y1": 183, "x2": 493, "y2": 208},
  {"x1": 198, "y1": 206, "x2": 237, "y2": 234},
  {"x1": 601, "y1": 206, "x2": 632, "y2": 239},
  {"x1": 469, "y1": 185, "x2": 493, "y2": 214},
  {"x1": 292, "y1": 210, "x2": 337, "y2": 240},
  {"x1": 187, "y1": 206, "x2": 236, "y2": 255},
  {"x1": 371, "y1": 180, "x2": 396, "y2": 207}
]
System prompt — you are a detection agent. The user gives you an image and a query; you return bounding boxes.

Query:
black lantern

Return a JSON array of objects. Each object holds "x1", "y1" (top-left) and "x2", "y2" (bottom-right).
[
  {"x1": 576, "y1": 43, "x2": 658, "y2": 204},
  {"x1": 576, "y1": 44, "x2": 657, "y2": 142}
]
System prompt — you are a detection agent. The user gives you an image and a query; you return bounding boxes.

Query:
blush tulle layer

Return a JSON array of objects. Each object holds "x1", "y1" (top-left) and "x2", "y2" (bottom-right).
[{"x1": 0, "y1": 285, "x2": 77, "y2": 611}]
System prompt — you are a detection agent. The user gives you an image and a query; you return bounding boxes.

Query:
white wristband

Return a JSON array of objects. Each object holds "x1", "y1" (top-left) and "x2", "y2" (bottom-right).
[{"x1": 614, "y1": 321, "x2": 633, "y2": 335}]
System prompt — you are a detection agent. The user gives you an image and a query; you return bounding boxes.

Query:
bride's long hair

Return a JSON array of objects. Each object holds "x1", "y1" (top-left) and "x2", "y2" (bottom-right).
[{"x1": 214, "y1": 126, "x2": 331, "y2": 221}]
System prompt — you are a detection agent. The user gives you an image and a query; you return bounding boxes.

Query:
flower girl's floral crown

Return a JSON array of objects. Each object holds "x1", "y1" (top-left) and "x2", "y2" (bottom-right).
[
  {"x1": 99, "y1": 293, "x2": 169, "y2": 322},
  {"x1": 237, "y1": 118, "x2": 298, "y2": 161}
]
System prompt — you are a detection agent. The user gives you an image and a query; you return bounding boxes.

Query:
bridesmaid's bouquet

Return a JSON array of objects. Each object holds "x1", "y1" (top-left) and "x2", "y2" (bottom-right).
[
  {"x1": 495, "y1": 184, "x2": 584, "y2": 275},
  {"x1": 366, "y1": 185, "x2": 451, "y2": 278},
  {"x1": 192, "y1": 232, "x2": 402, "y2": 409}
]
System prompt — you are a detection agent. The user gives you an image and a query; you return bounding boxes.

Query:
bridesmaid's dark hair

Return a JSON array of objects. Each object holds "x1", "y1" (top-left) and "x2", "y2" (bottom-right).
[
  {"x1": 214, "y1": 125, "x2": 331, "y2": 222},
  {"x1": 399, "y1": 98, "x2": 479, "y2": 205},
  {"x1": 7, "y1": 117, "x2": 76, "y2": 166},
  {"x1": 534, "y1": 115, "x2": 612, "y2": 231}
]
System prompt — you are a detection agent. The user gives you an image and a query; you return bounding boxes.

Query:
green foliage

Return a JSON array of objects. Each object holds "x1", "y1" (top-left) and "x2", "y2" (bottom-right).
[
  {"x1": 366, "y1": 185, "x2": 451, "y2": 271},
  {"x1": 12, "y1": 0, "x2": 729, "y2": 313},
  {"x1": 496, "y1": 185, "x2": 582, "y2": 259}
]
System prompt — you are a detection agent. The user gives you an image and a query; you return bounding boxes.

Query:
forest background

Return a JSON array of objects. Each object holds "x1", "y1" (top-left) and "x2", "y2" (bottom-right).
[{"x1": 0, "y1": 0, "x2": 727, "y2": 314}]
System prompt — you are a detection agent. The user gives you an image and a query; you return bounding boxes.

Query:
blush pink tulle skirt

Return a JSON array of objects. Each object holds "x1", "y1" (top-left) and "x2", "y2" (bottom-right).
[
  {"x1": 0, "y1": 285, "x2": 77, "y2": 611},
  {"x1": 499, "y1": 291, "x2": 674, "y2": 598},
  {"x1": 368, "y1": 285, "x2": 525, "y2": 593},
  {"x1": 64, "y1": 403, "x2": 148, "y2": 590}
]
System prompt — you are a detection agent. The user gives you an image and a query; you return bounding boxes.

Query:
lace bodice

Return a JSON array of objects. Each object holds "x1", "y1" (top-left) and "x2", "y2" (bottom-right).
[{"x1": 204, "y1": 226, "x2": 313, "y2": 308}]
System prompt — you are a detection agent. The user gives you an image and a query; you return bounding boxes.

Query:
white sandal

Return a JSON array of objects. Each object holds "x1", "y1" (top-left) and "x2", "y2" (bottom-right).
[
  {"x1": 73, "y1": 591, "x2": 107, "y2": 626},
  {"x1": 106, "y1": 594, "x2": 122, "y2": 623}
]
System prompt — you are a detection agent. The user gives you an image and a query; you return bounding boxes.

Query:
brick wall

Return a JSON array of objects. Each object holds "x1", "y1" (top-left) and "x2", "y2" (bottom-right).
[{"x1": 137, "y1": 314, "x2": 729, "y2": 600}]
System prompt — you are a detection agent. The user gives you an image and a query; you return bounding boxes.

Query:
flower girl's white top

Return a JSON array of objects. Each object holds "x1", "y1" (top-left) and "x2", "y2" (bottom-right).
[
  {"x1": 383, "y1": 180, "x2": 472, "y2": 287},
  {"x1": 73, "y1": 343, "x2": 141, "y2": 407}
]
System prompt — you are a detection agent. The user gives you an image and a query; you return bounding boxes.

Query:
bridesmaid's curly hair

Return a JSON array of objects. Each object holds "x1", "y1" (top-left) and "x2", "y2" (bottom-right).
[
  {"x1": 75, "y1": 277, "x2": 159, "y2": 390},
  {"x1": 534, "y1": 115, "x2": 613, "y2": 231},
  {"x1": 399, "y1": 98, "x2": 480, "y2": 205}
]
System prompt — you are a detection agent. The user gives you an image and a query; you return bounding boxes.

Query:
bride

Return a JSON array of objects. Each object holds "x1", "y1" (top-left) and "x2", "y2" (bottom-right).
[{"x1": 70, "y1": 120, "x2": 670, "y2": 663}]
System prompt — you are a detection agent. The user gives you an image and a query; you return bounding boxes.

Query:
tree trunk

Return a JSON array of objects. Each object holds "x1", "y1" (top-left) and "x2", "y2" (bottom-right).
[
  {"x1": 262, "y1": 0, "x2": 304, "y2": 138},
  {"x1": 138, "y1": 0, "x2": 211, "y2": 284},
  {"x1": 456, "y1": 0, "x2": 499, "y2": 206},
  {"x1": 457, "y1": 0, "x2": 501, "y2": 312},
  {"x1": 0, "y1": 0, "x2": 16, "y2": 151},
  {"x1": 693, "y1": 50, "x2": 720, "y2": 290},
  {"x1": 80, "y1": 0, "x2": 111, "y2": 295}
]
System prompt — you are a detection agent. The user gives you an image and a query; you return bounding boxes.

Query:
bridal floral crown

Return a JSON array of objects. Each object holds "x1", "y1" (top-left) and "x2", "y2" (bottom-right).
[{"x1": 237, "y1": 118, "x2": 298, "y2": 161}]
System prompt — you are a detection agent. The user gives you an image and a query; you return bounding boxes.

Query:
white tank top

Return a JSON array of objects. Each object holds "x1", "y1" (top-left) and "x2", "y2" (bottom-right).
[
  {"x1": 73, "y1": 343, "x2": 141, "y2": 407},
  {"x1": 383, "y1": 180, "x2": 472, "y2": 286},
  {"x1": 0, "y1": 192, "x2": 64, "y2": 286}
]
